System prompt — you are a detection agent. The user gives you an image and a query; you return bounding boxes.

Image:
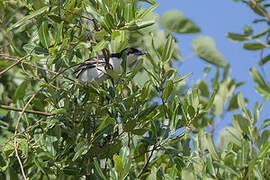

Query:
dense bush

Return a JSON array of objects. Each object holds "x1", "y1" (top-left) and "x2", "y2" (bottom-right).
[{"x1": 0, "y1": 0, "x2": 269, "y2": 179}]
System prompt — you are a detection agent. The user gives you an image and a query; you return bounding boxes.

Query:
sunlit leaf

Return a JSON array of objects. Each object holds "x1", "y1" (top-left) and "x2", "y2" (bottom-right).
[
  {"x1": 8, "y1": 6, "x2": 49, "y2": 31},
  {"x1": 162, "y1": 79, "x2": 174, "y2": 99},
  {"x1": 193, "y1": 36, "x2": 227, "y2": 67},
  {"x1": 226, "y1": 32, "x2": 250, "y2": 42},
  {"x1": 162, "y1": 35, "x2": 175, "y2": 62},
  {"x1": 160, "y1": 10, "x2": 200, "y2": 34},
  {"x1": 243, "y1": 43, "x2": 265, "y2": 50}
]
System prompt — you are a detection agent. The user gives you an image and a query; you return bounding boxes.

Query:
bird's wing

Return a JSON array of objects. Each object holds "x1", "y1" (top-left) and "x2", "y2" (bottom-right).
[{"x1": 73, "y1": 56, "x2": 105, "y2": 77}]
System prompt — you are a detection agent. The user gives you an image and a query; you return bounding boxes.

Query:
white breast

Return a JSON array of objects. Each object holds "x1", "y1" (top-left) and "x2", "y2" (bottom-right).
[
  {"x1": 78, "y1": 55, "x2": 138, "y2": 83},
  {"x1": 110, "y1": 57, "x2": 122, "y2": 73},
  {"x1": 78, "y1": 64, "x2": 105, "y2": 83}
]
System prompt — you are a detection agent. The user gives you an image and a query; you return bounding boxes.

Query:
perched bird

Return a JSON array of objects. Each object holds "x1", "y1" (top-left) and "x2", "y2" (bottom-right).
[{"x1": 73, "y1": 47, "x2": 146, "y2": 83}]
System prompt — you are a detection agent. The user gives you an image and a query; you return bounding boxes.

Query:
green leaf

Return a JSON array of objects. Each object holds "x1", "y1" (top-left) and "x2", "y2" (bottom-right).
[
  {"x1": 93, "y1": 40, "x2": 109, "y2": 52},
  {"x1": 253, "y1": 101, "x2": 259, "y2": 125},
  {"x1": 204, "y1": 88, "x2": 217, "y2": 112},
  {"x1": 226, "y1": 32, "x2": 250, "y2": 42},
  {"x1": 74, "y1": 42, "x2": 91, "y2": 50},
  {"x1": 104, "y1": 13, "x2": 115, "y2": 29},
  {"x1": 113, "y1": 155, "x2": 123, "y2": 177},
  {"x1": 174, "y1": 72, "x2": 192, "y2": 84},
  {"x1": 189, "y1": 88, "x2": 199, "y2": 110},
  {"x1": 110, "y1": 0, "x2": 120, "y2": 14},
  {"x1": 144, "y1": 68, "x2": 160, "y2": 84},
  {"x1": 246, "y1": 159, "x2": 256, "y2": 178},
  {"x1": 23, "y1": 44, "x2": 49, "y2": 55},
  {"x1": 111, "y1": 30, "x2": 120, "y2": 40},
  {"x1": 164, "y1": 69, "x2": 176, "y2": 79},
  {"x1": 237, "y1": 92, "x2": 252, "y2": 120},
  {"x1": 124, "y1": 3, "x2": 133, "y2": 22},
  {"x1": 34, "y1": 157, "x2": 46, "y2": 174},
  {"x1": 247, "y1": 1, "x2": 267, "y2": 17},
  {"x1": 94, "y1": 158, "x2": 108, "y2": 180},
  {"x1": 0, "y1": 155, "x2": 10, "y2": 172},
  {"x1": 123, "y1": 120, "x2": 136, "y2": 132},
  {"x1": 243, "y1": 43, "x2": 265, "y2": 50},
  {"x1": 51, "y1": 108, "x2": 67, "y2": 115},
  {"x1": 127, "y1": 20, "x2": 155, "y2": 31},
  {"x1": 252, "y1": 28, "x2": 270, "y2": 39},
  {"x1": 260, "y1": 118, "x2": 270, "y2": 130},
  {"x1": 214, "y1": 162, "x2": 240, "y2": 177},
  {"x1": 106, "y1": 69, "x2": 120, "y2": 80},
  {"x1": 205, "y1": 155, "x2": 216, "y2": 178},
  {"x1": 211, "y1": 68, "x2": 219, "y2": 89},
  {"x1": 137, "y1": 104, "x2": 158, "y2": 120},
  {"x1": 146, "y1": 167, "x2": 158, "y2": 180},
  {"x1": 182, "y1": 167, "x2": 196, "y2": 180},
  {"x1": 240, "y1": 139, "x2": 249, "y2": 167},
  {"x1": 192, "y1": 36, "x2": 227, "y2": 67},
  {"x1": 132, "y1": 128, "x2": 148, "y2": 135},
  {"x1": 187, "y1": 105, "x2": 195, "y2": 119},
  {"x1": 250, "y1": 68, "x2": 270, "y2": 97},
  {"x1": 38, "y1": 21, "x2": 50, "y2": 48},
  {"x1": 197, "y1": 80, "x2": 209, "y2": 97},
  {"x1": 205, "y1": 133, "x2": 219, "y2": 160},
  {"x1": 160, "y1": 10, "x2": 200, "y2": 34},
  {"x1": 130, "y1": 59, "x2": 143, "y2": 75},
  {"x1": 3, "y1": 138, "x2": 28, "y2": 157},
  {"x1": 62, "y1": 167, "x2": 80, "y2": 175},
  {"x1": 258, "y1": 142, "x2": 270, "y2": 159},
  {"x1": 162, "y1": 35, "x2": 175, "y2": 62},
  {"x1": 72, "y1": 143, "x2": 88, "y2": 161},
  {"x1": 162, "y1": 79, "x2": 174, "y2": 99},
  {"x1": 141, "y1": 0, "x2": 156, "y2": 5},
  {"x1": 250, "y1": 68, "x2": 268, "y2": 88},
  {"x1": 8, "y1": 6, "x2": 49, "y2": 31},
  {"x1": 258, "y1": 55, "x2": 270, "y2": 66},
  {"x1": 227, "y1": 93, "x2": 240, "y2": 111},
  {"x1": 138, "y1": 3, "x2": 159, "y2": 19},
  {"x1": 256, "y1": 86, "x2": 270, "y2": 97},
  {"x1": 232, "y1": 114, "x2": 250, "y2": 134},
  {"x1": 243, "y1": 25, "x2": 253, "y2": 36},
  {"x1": 13, "y1": 80, "x2": 29, "y2": 102},
  {"x1": 95, "y1": 115, "x2": 114, "y2": 134},
  {"x1": 55, "y1": 21, "x2": 64, "y2": 45}
]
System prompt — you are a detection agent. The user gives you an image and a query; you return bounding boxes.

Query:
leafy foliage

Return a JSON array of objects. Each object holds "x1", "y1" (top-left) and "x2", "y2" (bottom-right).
[{"x1": 0, "y1": 0, "x2": 269, "y2": 179}]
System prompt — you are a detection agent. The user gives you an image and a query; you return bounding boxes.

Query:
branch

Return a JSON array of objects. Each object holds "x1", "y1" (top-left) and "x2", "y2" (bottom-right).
[
  {"x1": 0, "y1": 117, "x2": 46, "y2": 151},
  {"x1": 0, "y1": 55, "x2": 31, "y2": 76},
  {"x1": 0, "y1": 54, "x2": 76, "y2": 83},
  {"x1": 0, "y1": 105, "x2": 53, "y2": 116},
  {"x1": 137, "y1": 146, "x2": 156, "y2": 178},
  {"x1": 250, "y1": 0, "x2": 270, "y2": 23},
  {"x1": 90, "y1": 19, "x2": 111, "y2": 70},
  {"x1": 14, "y1": 93, "x2": 37, "y2": 180}
]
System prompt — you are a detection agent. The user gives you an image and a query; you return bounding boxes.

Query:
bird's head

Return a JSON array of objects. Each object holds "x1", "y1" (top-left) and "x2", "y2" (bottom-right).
[{"x1": 120, "y1": 47, "x2": 146, "y2": 65}]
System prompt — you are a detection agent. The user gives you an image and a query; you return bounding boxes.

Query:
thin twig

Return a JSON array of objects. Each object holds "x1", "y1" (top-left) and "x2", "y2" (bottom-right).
[
  {"x1": 0, "y1": 105, "x2": 52, "y2": 116},
  {"x1": 137, "y1": 145, "x2": 156, "y2": 178},
  {"x1": 250, "y1": 0, "x2": 270, "y2": 23},
  {"x1": 0, "y1": 55, "x2": 31, "y2": 76},
  {"x1": 14, "y1": 93, "x2": 37, "y2": 180},
  {"x1": 0, "y1": 117, "x2": 49, "y2": 151},
  {"x1": 0, "y1": 55, "x2": 76, "y2": 83},
  {"x1": 90, "y1": 19, "x2": 111, "y2": 70}
]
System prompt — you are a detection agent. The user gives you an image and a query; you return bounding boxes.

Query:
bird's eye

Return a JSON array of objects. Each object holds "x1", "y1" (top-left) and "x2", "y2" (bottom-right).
[{"x1": 128, "y1": 48, "x2": 134, "y2": 53}]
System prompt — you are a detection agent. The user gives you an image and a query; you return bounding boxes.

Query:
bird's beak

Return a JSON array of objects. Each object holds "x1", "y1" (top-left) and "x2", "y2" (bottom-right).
[{"x1": 136, "y1": 50, "x2": 147, "y2": 56}]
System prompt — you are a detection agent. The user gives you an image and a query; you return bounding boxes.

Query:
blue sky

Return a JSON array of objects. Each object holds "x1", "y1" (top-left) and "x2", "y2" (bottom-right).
[{"x1": 154, "y1": 0, "x2": 270, "y2": 131}]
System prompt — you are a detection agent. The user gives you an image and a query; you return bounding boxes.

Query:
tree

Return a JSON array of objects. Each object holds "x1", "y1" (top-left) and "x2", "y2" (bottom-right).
[{"x1": 0, "y1": 0, "x2": 269, "y2": 179}]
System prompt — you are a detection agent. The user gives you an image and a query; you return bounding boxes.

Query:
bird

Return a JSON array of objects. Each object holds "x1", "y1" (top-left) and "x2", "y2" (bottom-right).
[{"x1": 73, "y1": 47, "x2": 146, "y2": 83}]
